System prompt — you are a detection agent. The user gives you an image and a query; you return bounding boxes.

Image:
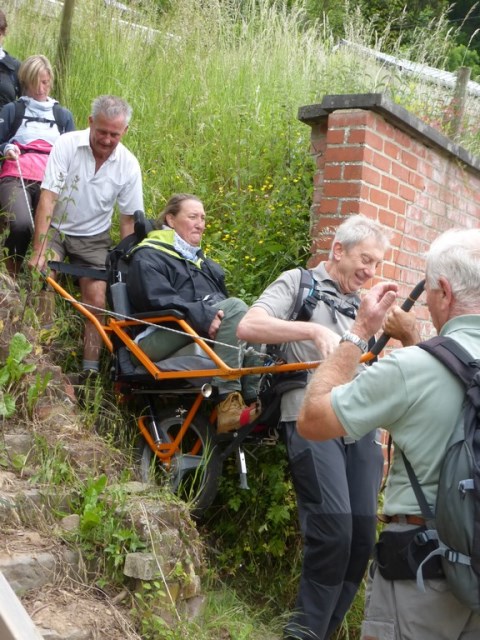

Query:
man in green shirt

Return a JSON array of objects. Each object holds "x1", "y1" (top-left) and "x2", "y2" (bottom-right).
[{"x1": 298, "y1": 227, "x2": 480, "y2": 639}]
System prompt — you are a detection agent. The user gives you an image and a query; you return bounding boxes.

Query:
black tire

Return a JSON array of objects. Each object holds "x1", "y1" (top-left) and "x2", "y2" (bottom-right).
[{"x1": 139, "y1": 409, "x2": 222, "y2": 516}]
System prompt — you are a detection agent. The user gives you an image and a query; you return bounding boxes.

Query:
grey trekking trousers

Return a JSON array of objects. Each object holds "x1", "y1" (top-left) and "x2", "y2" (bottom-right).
[{"x1": 283, "y1": 422, "x2": 384, "y2": 640}]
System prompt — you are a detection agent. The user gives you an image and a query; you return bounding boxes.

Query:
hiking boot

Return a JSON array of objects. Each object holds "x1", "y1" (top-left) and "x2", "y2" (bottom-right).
[{"x1": 216, "y1": 392, "x2": 261, "y2": 434}]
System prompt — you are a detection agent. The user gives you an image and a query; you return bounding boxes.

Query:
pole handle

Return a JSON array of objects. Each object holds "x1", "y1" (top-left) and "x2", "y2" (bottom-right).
[{"x1": 360, "y1": 279, "x2": 426, "y2": 363}]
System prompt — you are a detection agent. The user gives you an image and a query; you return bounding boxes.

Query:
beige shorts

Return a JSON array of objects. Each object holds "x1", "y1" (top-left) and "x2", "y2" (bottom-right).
[
  {"x1": 47, "y1": 228, "x2": 111, "y2": 269},
  {"x1": 363, "y1": 542, "x2": 480, "y2": 640}
]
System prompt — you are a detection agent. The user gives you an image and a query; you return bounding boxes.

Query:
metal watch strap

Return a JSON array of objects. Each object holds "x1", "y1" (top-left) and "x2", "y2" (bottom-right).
[{"x1": 339, "y1": 330, "x2": 368, "y2": 354}]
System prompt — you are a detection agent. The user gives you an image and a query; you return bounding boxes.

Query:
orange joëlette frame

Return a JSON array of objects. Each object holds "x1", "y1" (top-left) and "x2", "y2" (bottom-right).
[{"x1": 45, "y1": 275, "x2": 425, "y2": 466}]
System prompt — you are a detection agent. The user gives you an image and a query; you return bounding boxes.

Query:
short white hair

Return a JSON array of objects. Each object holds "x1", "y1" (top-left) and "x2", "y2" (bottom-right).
[
  {"x1": 328, "y1": 214, "x2": 391, "y2": 258},
  {"x1": 426, "y1": 227, "x2": 480, "y2": 310}
]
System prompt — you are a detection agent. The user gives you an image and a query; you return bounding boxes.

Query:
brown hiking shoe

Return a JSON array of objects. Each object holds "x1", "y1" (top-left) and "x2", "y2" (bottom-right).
[{"x1": 216, "y1": 392, "x2": 261, "y2": 434}]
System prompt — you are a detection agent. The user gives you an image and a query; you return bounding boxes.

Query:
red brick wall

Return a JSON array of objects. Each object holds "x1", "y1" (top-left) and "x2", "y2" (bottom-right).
[
  {"x1": 305, "y1": 106, "x2": 480, "y2": 341},
  {"x1": 300, "y1": 100, "x2": 480, "y2": 469}
]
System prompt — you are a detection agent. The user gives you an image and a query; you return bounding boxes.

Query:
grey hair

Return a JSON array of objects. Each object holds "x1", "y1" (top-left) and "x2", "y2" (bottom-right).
[
  {"x1": 328, "y1": 214, "x2": 391, "y2": 258},
  {"x1": 91, "y1": 95, "x2": 132, "y2": 125},
  {"x1": 426, "y1": 228, "x2": 480, "y2": 310}
]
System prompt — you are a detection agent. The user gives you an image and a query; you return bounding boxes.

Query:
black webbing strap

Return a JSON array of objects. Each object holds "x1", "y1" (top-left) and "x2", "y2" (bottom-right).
[
  {"x1": 47, "y1": 261, "x2": 108, "y2": 281},
  {"x1": 401, "y1": 450, "x2": 435, "y2": 522}
]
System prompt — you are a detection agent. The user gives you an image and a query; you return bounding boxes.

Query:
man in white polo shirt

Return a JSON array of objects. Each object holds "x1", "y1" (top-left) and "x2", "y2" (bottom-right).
[{"x1": 29, "y1": 94, "x2": 143, "y2": 376}]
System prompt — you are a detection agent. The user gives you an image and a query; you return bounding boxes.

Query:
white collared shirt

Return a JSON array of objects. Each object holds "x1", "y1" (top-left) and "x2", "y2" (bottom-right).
[{"x1": 42, "y1": 127, "x2": 143, "y2": 236}]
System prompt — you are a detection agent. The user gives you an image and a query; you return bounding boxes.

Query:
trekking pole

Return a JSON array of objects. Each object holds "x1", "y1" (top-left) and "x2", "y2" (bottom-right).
[
  {"x1": 15, "y1": 154, "x2": 35, "y2": 231},
  {"x1": 360, "y1": 278, "x2": 426, "y2": 364}
]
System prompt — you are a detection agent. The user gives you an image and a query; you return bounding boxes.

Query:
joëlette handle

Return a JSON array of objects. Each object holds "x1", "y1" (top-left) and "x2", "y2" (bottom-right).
[{"x1": 360, "y1": 279, "x2": 426, "y2": 364}]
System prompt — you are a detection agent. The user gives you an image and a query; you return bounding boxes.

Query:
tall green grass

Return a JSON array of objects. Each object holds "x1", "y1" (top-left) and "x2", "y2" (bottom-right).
[{"x1": 5, "y1": 0, "x2": 478, "y2": 298}]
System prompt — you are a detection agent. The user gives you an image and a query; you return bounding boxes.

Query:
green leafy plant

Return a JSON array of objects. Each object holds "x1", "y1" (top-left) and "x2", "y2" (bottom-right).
[
  {"x1": 202, "y1": 442, "x2": 302, "y2": 612},
  {"x1": 27, "y1": 371, "x2": 53, "y2": 415},
  {"x1": 29, "y1": 435, "x2": 77, "y2": 486},
  {"x1": 71, "y1": 475, "x2": 146, "y2": 583},
  {"x1": 0, "y1": 333, "x2": 36, "y2": 418}
]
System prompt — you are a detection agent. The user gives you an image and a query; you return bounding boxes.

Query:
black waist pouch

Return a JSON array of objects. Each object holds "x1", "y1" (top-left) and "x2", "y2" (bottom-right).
[{"x1": 374, "y1": 526, "x2": 444, "y2": 581}]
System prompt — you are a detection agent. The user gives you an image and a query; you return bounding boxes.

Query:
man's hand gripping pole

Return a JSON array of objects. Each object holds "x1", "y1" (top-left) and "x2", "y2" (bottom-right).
[{"x1": 360, "y1": 279, "x2": 426, "y2": 364}]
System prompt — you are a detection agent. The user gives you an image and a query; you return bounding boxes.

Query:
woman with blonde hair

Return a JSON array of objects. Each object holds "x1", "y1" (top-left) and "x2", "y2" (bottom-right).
[{"x1": 0, "y1": 54, "x2": 74, "y2": 275}]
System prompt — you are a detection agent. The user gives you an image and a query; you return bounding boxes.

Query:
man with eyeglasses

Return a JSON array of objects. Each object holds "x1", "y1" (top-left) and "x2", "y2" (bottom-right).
[{"x1": 237, "y1": 214, "x2": 391, "y2": 640}]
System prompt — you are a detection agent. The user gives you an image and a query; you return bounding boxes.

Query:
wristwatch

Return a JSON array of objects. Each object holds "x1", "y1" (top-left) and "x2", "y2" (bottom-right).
[{"x1": 339, "y1": 331, "x2": 368, "y2": 354}]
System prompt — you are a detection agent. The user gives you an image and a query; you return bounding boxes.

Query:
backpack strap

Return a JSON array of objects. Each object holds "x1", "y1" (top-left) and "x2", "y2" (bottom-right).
[
  {"x1": 290, "y1": 268, "x2": 318, "y2": 321},
  {"x1": 10, "y1": 100, "x2": 25, "y2": 139},
  {"x1": 418, "y1": 336, "x2": 477, "y2": 388},
  {"x1": 400, "y1": 336, "x2": 478, "y2": 523},
  {"x1": 9, "y1": 100, "x2": 69, "y2": 140},
  {"x1": 290, "y1": 268, "x2": 360, "y2": 324},
  {"x1": 401, "y1": 451, "x2": 435, "y2": 522}
]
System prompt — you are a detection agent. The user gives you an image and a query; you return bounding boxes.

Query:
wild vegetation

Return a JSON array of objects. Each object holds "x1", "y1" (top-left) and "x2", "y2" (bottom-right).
[
  {"x1": 3, "y1": 0, "x2": 480, "y2": 637},
  {"x1": 7, "y1": 0, "x2": 480, "y2": 297}
]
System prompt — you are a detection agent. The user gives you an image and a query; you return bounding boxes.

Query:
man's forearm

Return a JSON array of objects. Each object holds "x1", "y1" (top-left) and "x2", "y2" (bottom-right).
[
  {"x1": 120, "y1": 214, "x2": 135, "y2": 239},
  {"x1": 307, "y1": 342, "x2": 361, "y2": 396},
  {"x1": 32, "y1": 191, "x2": 56, "y2": 252},
  {"x1": 297, "y1": 342, "x2": 361, "y2": 440},
  {"x1": 297, "y1": 282, "x2": 398, "y2": 441}
]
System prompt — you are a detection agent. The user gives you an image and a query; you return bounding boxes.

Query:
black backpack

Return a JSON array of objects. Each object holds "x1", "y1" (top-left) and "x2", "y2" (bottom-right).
[
  {"x1": 105, "y1": 211, "x2": 155, "y2": 308},
  {"x1": 403, "y1": 336, "x2": 480, "y2": 612}
]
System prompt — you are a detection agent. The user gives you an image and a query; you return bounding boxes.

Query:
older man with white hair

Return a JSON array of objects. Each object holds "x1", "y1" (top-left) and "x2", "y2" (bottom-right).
[{"x1": 238, "y1": 214, "x2": 391, "y2": 640}]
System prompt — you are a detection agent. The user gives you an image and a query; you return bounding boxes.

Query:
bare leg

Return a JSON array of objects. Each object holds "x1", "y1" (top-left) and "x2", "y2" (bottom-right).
[{"x1": 79, "y1": 277, "x2": 107, "y2": 368}]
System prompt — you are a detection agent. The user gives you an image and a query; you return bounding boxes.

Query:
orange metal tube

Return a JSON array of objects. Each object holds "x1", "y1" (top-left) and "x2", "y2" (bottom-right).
[
  {"x1": 108, "y1": 315, "x2": 320, "y2": 380},
  {"x1": 45, "y1": 275, "x2": 114, "y2": 353},
  {"x1": 138, "y1": 393, "x2": 205, "y2": 463}
]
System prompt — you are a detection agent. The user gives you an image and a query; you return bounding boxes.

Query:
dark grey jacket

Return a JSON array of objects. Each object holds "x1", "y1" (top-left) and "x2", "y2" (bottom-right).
[{"x1": 127, "y1": 229, "x2": 229, "y2": 336}]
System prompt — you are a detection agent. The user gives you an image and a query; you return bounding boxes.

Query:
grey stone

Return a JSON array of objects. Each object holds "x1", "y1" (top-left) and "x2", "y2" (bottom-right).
[
  {"x1": 179, "y1": 594, "x2": 205, "y2": 621},
  {"x1": 0, "y1": 550, "x2": 80, "y2": 594},
  {"x1": 60, "y1": 514, "x2": 80, "y2": 532},
  {"x1": 3, "y1": 434, "x2": 32, "y2": 458},
  {"x1": 0, "y1": 552, "x2": 56, "y2": 593},
  {"x1": 123, "y1": 552, "x2": 162, "y2": 580}
]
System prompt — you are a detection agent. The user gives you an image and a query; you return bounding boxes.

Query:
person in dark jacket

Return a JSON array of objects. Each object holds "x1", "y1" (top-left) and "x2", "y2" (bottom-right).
[
  {"x1": 0, "y1": 11, "x2": 20, "y2": 109},
  {"x1": 126, "y1": 193, "x2": 261, "y2": 433},
  {"x1": 0, "y1": 54, "x2": 74, "y2": 275}
]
